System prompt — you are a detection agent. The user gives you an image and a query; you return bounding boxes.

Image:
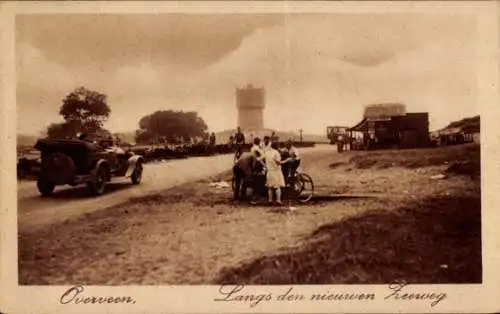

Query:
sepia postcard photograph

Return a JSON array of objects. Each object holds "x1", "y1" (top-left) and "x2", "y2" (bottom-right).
[{"x1": 1, "y1": 1, "x2": 499, "y2": 313}]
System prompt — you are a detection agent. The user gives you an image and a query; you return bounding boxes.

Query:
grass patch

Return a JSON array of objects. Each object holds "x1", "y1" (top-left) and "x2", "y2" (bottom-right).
[
  {"x1": 215, "y1": 195, "x2": 481, "y2": 284},
  {"x1": 445, "y1": 160, "x2": 480, "y2": 179},
  {"x1": 348, "y1": 144, "x2": 479, "y2": 173}
]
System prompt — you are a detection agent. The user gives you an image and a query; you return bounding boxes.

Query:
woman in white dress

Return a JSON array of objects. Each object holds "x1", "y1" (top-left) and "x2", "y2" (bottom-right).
[{"x1": 265, "y1": 142, "x2": 291, "y2": 205}]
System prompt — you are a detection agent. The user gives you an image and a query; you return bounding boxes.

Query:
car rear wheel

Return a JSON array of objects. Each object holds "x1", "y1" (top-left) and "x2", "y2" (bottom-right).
[
  {"x1": 131, "y1": 161, "x2": 143, "y2": 184},
  {"x1": 87, "y1": 166, "x2": 108, "y2": 195},
  {"x1": 37, "y1": 180, "x2": 55, "y2": 196}
]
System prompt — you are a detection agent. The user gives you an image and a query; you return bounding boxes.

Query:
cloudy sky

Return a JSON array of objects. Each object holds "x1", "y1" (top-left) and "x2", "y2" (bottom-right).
[{"x1": 16, "y1": 13, "x2": 478, "y2": 135}]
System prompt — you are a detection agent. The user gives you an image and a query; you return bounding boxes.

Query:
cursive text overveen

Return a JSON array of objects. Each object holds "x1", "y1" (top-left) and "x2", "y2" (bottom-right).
[{"x1": 60, "y1": 285, "x2": 136, "y2": 305}]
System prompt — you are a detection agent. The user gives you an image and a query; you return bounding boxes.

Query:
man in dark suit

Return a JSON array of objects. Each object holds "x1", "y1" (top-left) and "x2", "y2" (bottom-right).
[
  {"x1": 232, "y1": 145, "x2": 265, "y2": 201},
  {"x1": 233, "y1": 127, "x2": 246, "y2": 161}
]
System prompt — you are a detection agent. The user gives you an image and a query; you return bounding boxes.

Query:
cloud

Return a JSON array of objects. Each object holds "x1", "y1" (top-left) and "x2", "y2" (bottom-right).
[
  {"x1": 16, "y1": 14, "x2": 283, "y2": 70},
  {"x1": 16, "y1": 43, "x2": 74, "y2": 134},
  {"x1": 16, "y1": 13, "x2": 479, "y2": 135},
  {"x1": 185, "y1": 14, "x2": 477, "y2": 132}
]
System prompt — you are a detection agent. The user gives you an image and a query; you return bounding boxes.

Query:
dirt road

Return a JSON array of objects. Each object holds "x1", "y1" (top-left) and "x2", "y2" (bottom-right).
[{"x1": 17, "y1": 145, "x2": 335, "y2": 233}]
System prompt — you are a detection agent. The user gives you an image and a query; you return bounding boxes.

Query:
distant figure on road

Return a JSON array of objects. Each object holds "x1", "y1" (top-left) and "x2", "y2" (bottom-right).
[
  {"x1": 233, "y1": 127, "x2": 245, "y2": 161},
  {"x1": 234, "y1": 127, "x2": 245, "y2": 145},
  {"x1": 209, "y1": 132, "x2": 216, "y2": 154},
  {"x1": 337, "y1": 134, "x2": 345, "y2": 153},
  {"x1": 365, "y1": 133, "x2": 376, "y2": 151}
]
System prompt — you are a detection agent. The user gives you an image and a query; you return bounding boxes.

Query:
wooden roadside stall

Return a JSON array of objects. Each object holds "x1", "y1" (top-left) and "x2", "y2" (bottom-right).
[
  {"x1": 347, "y1": 103, "x2": 430, "y2": 151},
  {"x1": 434, "y1": 115, "x2": 480, "y2": 146}
]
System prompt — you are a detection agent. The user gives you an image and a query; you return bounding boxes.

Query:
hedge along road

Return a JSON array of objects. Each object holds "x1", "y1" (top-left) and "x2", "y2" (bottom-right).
[{"x1": 17, "y1": 144, "x2": 335, "y2": 233}]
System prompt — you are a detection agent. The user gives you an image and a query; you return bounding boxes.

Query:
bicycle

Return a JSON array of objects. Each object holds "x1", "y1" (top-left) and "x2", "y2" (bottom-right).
[
  {"x1": 285, "y1": 172, "x2": 314, "y2": 203},
  {"x1": 231, "y1": 170, "x2": 314, "y2": 204}
]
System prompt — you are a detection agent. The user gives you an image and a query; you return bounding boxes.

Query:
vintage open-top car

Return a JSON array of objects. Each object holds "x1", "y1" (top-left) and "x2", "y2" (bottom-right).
[{"x1": 34, "y1": 138, "x2": 144, "y2": 196}]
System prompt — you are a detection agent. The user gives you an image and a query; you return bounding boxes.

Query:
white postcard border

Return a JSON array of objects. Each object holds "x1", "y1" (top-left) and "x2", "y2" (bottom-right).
[{"x1": 1, "y1": 1, "x2": 499, "y2": 313}]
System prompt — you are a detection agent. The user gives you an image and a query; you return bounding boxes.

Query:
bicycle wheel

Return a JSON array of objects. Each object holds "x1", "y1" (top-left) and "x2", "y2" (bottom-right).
[{"x1": 295, "y1": 173, "x2": 314, "y2": 203}]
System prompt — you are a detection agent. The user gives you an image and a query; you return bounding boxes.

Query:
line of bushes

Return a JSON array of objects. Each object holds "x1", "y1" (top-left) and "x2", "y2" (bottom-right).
[{"x1": 132, "y1": 141, "x2": 316, "y2": 163}]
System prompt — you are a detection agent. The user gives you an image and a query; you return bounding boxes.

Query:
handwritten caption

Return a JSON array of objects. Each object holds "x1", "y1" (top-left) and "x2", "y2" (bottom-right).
[
  {"x1": 57, "y1": 282, "x2": 448, "y2": 308},
  {"x1": 214, "y1": 283, "x2": 447, "y2": 308}
]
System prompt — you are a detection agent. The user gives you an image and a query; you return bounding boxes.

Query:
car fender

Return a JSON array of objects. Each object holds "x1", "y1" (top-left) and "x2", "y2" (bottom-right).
[
  {"x1": 125, "y1": 155, "x2": 144, "y2": 177},
  {"x1": 91, "y1": 159, "x2": 111, "y2": 180}
]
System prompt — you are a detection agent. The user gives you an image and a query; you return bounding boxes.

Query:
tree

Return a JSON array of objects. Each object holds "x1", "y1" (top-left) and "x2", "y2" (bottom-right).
[
  {"x1": 135, "y1": 129, "x2": 155, "y2": 144},
  {"x1": 45, "y1": 86, "x2": 111, "y2": 139},
  {"x1": 135, "y1": 110, "x2": 208, "y2": 144},
  {"x1": 59, "y1": 86, "x2": 111, "y2": 133}
]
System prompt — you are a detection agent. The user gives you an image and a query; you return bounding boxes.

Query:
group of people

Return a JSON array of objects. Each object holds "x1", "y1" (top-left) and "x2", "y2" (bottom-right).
[
  {"x1": 78, "y1": 133, "x2": 127, "y2": 154},
  {"x1": 232, "y1": 134, "x2": 301, "y2": 205}
]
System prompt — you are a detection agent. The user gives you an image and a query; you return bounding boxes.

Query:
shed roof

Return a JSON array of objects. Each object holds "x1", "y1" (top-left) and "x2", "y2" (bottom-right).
[
  {"x1": 364, "y1": 103, "x2": 406, "y2": 120},
  {"x1": 348, "y1": 118, "x2": 369, "y2": 132}
]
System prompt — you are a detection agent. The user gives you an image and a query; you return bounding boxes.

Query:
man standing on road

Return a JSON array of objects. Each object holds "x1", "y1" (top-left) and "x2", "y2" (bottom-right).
[
  {"x1": 235, "y1": 127, "x2": 245, "y2": 143},
  {"x1": 233, "y1": 127, "x2": 246, "y2": 162},
  {"x1": 233, "y1": 149, "x2": 259, "y2": 201},
  {"x1": 337, "y1": 134, "x2": 345, "y2": 153},
  {"x1": 209, "y1": 132, "x2": 216, "y2": 154}
]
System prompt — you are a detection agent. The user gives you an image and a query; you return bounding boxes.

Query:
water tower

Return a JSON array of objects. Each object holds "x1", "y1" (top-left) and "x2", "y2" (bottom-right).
[{"x1": 235, "y1": 84, "x2": 265, "y2": 131}]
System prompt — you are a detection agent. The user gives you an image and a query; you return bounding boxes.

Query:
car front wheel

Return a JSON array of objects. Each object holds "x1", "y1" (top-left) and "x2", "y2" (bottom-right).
[{"x1": 87, "y1": 166, "x2": 108, "y2": 195}]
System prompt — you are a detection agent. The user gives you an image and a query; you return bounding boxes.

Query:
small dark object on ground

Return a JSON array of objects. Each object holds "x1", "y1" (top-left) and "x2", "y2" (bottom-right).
[{"x1": 328, "y1": 162, "x2": 347, "y2": 169}]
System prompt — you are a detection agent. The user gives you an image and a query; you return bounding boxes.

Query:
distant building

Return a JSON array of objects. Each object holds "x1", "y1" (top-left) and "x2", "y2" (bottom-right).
[
  {"x1": 348, "y1": 103, "x2": 430, "y2": 150},
  {"x1": 236, "y1": 84, "x2": 265, "y2": 131},
  {"x1": 326, "y1": 126, "x2": 349, "y2": 144},
  {"x1": 434, "y1": 115, "x2": 480, "y2": 145}
]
